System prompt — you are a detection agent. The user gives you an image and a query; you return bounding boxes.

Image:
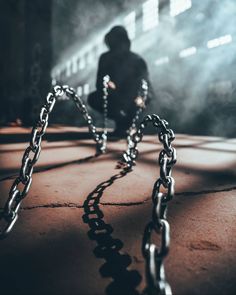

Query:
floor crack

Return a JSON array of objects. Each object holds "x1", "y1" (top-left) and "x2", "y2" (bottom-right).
[
  {"x1": 100, "y1": 198, "x2": 150, "y2": 206},
  {"x1": 20, "y1": 198, "x2": 150, "y2": 210},
  {"x1": 2, "y1": 185, "x2": 236, "y2": 212},
  {"x1": 21, "y1": 202, "x2": 84, "y2": 210}
]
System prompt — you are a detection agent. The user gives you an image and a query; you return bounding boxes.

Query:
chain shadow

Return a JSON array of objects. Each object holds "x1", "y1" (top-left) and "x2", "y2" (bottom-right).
[
  {"x1": 82, "y1": 169, "x2": 142, "y2": 295},
  {"x1": 0, "y1": 131, "x2": 114, "y2": 144},
  {"x1": 0, "y1": 153, "x2": 103, "y2": 182}
]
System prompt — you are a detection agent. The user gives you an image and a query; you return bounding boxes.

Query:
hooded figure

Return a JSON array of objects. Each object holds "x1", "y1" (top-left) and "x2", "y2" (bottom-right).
[{"x1": 88, "y1": 25, "x2": 151, "y2": 136}]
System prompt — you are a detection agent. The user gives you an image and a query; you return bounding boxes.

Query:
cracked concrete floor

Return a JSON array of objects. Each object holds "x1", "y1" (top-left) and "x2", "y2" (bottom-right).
[{"x1": 0, "y1": 126, "x2": 236, "y2": 295}]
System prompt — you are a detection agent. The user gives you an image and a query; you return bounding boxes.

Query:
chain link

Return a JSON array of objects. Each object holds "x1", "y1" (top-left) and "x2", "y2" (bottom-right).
[
  {"x1": 0, "y1": 83, "x2": 108, "y2": 238},
  {"x1": 127, "y1": 79, "x2": 148, "y2": 145},
  {"x1": 62, "y1": 84, "x2": 108, "y2": 154},
  {"x1": 0, "y1": 88, "x2": 57, "y2": 239},
  {"x1": 0, "y1": 81, "x2": 177, "y2": 294},
  {"x1": 122, "y1": 114, "x2": 176, "y2": 295},
  {"x1": 101, "y1": 75, "x2": 109, "y2": 153},
  {"x1": 101, "y1": 77, "x2": 148, "y2": 141}
]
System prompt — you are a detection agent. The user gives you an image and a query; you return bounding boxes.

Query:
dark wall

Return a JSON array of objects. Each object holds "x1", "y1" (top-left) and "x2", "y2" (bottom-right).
[
  {"x1": 0, "y1": 1, "x2": 25, "y2": 123},
  {"x1": 0, "y1": 0, "x2": 52, "y2": 125},
  {"x1": 23, "y1": 0, "x2": 52, "y2": 125}
]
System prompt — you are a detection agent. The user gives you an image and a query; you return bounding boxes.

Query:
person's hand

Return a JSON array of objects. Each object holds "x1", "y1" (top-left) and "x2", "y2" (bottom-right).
[
  {"x1": 108, "y1": 80, "x2": 116, "y2": 89},
  {"x1": 135, "y1": 96, "x2": 146, "y2": 108}
]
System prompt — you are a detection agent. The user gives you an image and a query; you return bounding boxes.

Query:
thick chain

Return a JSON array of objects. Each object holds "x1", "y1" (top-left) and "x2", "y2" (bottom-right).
[
  {"x1": 127, "y1": 79, "x2": 148, "y2": 145},
  {"x1": 0, "y1": 84, "x2": 107, "y2": 239},
  {"x1": 100, "y1": 77, "x2": 147, "y2": 143},
  {"x1": 0, "y1": 80, "x2": 176, "y2": 293},
  {"x1": 65, "y1": 77, "x2": 109, "y2": 153},
  {"x1": 63, "y1": 85, "x2": 107, "y2": 154},
  {"x1": 0, "y1": 89, "x2": 57, "y2": 239},
  {"x1": 122, "y1": 114, "x2": 176, "y2": 295}
]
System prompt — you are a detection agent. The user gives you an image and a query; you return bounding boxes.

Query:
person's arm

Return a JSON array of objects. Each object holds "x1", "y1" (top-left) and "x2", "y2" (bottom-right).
[{"x1": 137, "y1": 58, "x2": 149, "y2": 82}]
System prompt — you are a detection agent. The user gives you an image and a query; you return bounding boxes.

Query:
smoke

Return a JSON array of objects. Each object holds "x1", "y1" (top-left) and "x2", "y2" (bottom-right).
[
  {"x1": 51, "y1": 0, "x2": 140, "y2": 126},
  {"x1": 134, "y1": 0, "x2": 236, "y2": 136},
  {"x1": 52, "y1": 0, "x2": 139, "y2": 63},
  {"x1": 52, "y1": 0, "x2": 236, "y2": 136}
]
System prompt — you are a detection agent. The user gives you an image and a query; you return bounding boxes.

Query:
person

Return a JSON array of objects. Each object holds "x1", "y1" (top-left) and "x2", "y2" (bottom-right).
[{"x1": 88, "y1": 25, "x2": 151, "y2": 137}]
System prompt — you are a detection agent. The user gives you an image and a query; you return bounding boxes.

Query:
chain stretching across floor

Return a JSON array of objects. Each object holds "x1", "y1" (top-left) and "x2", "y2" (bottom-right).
[
  {"x1": 0, "y1": 81, "x2": 176, "y2": 295},
  {"x1": 121, "y1": 114, "x2": 177, "y2": 295},
  {"x1": 83, "y1": 169, "x2": 142, "y2": 295},
  {"x1": 0, "y1": 83, "x2": 109, "y2": 239},
  {"x1": 0, "y1": 76, "x2": 147, "y2": 239}
]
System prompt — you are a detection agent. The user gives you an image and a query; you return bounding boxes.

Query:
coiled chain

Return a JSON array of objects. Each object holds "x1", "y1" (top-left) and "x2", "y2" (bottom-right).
[
  {"x1": 122, "y1": 114, "x2": 176, "y2": 295},
  {"x1": 0, "y1": 84, "x2": 107, "y2": 239}
]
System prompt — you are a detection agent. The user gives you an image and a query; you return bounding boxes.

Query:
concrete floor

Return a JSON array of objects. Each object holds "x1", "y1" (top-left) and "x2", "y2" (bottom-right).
[{"x1": 0, "y1": 126, "x2": 236, "y2": 295}]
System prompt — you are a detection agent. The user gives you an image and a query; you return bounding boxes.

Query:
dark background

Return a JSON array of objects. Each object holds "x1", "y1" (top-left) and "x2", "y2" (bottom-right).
[{"x1": 1, "y1": 0, "x2": 236, "y2": 136}]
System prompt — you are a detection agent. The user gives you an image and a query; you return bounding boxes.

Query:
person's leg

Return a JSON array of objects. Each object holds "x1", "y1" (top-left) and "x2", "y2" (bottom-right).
[
  {"x1": 111, "y1": 109, "x2": 136, "y2": 137},
  {"x1": 108, "y1": 95, "x2": 139, "y2": 136}
]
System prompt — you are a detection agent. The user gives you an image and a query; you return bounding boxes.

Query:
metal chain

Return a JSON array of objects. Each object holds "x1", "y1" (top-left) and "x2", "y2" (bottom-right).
[
  {"x1": 127, "y1": 79, "x2": 148, "y2": 145},
  {"x1": 122, "y1": 114, "x2": 176, "y2": 295},
  {"x1": 65, "y1": 76, "x2": 110, "y2": 153},
  {"x1": 100, "y1": 76, "x2": 147, "y2": 144},
  {"x1": 0, "y1": 81, "x2": 176, "y2": 294},
  {"x1": 101, "y1": 75, "x2": 109, "y2": 152},
  {"x1": 0, "y1": 89, "x2": 57, "y2": 239},
  {"x1": 0, "y1": 84, "x2": 107, "y2": 239},
  {"x1": 63, "y1": 84, "x2": 107, "y2": 154}
]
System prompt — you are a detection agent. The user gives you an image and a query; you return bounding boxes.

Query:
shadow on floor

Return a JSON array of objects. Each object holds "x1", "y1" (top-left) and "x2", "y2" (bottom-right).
[
  {"x1": 0, "y1": 131, "x2": 110, "y2": 144},
  {"x1": 0, "y1": 153, "x2": 101, "y2": 182},
  {"x1": 82, "y1": 168, "x2": 142, "y2": 295}
]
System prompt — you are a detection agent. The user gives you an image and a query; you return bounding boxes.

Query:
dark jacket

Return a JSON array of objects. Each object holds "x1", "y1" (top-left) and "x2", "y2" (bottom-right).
[{"x1": 96, "y1": 49, "x2": 149, "y2": 113}]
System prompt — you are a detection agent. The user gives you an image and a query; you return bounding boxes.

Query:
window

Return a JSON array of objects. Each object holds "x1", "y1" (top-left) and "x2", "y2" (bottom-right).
[
  {"x1": 79, "y1": 56, "x2": 86, "y2": 70},
  {"x1": 124, "y1": 11, "x2": 136, "y2": 39},
  {"x1": 170, "y1": 0, "x2": 192, "y2": 17},
  {"x1": 72, "y1": 56, "x2": 78, "y2": 74},
  {"x1": 155, "y1": 56, "x2": 169, "y2": 66},
  {"x1": 142, "y1": 0, "x2": 159, "y2": 32},
  {"x1": 66, "y1": 61, "x2": 72, "y2": 77},
  {"x1": 179, "y1": 46, "x2": 197, "y2": 58},
  {"x1": 83, "y1": 83, "x2": 90, "y2": 95},
  {"x1": 77, "y1": 86, "x2": 83, "y2": 96},
  {"x1": 207, "y1": 35, "x2": 232, "y2": 49}
]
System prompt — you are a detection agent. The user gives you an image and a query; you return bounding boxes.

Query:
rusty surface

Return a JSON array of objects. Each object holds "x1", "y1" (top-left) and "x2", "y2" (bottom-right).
[{"x1": 0, "y1": 126, "x2": 236, "y2": 295}]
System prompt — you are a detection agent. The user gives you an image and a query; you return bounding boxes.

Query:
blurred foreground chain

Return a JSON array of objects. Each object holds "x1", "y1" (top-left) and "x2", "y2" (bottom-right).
[
  {"x1": 122, "y1": 114, "x2": 176, "y2": 295},
  {"x1": 0, "y1": 84, "x2": 107, "y2": 239},
  {"x1": 101, "y1": 75, "x2": 109, "y2": 152},
  {"x1": 127, "y1": 79, "x2": 148, "y2": 144}
]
